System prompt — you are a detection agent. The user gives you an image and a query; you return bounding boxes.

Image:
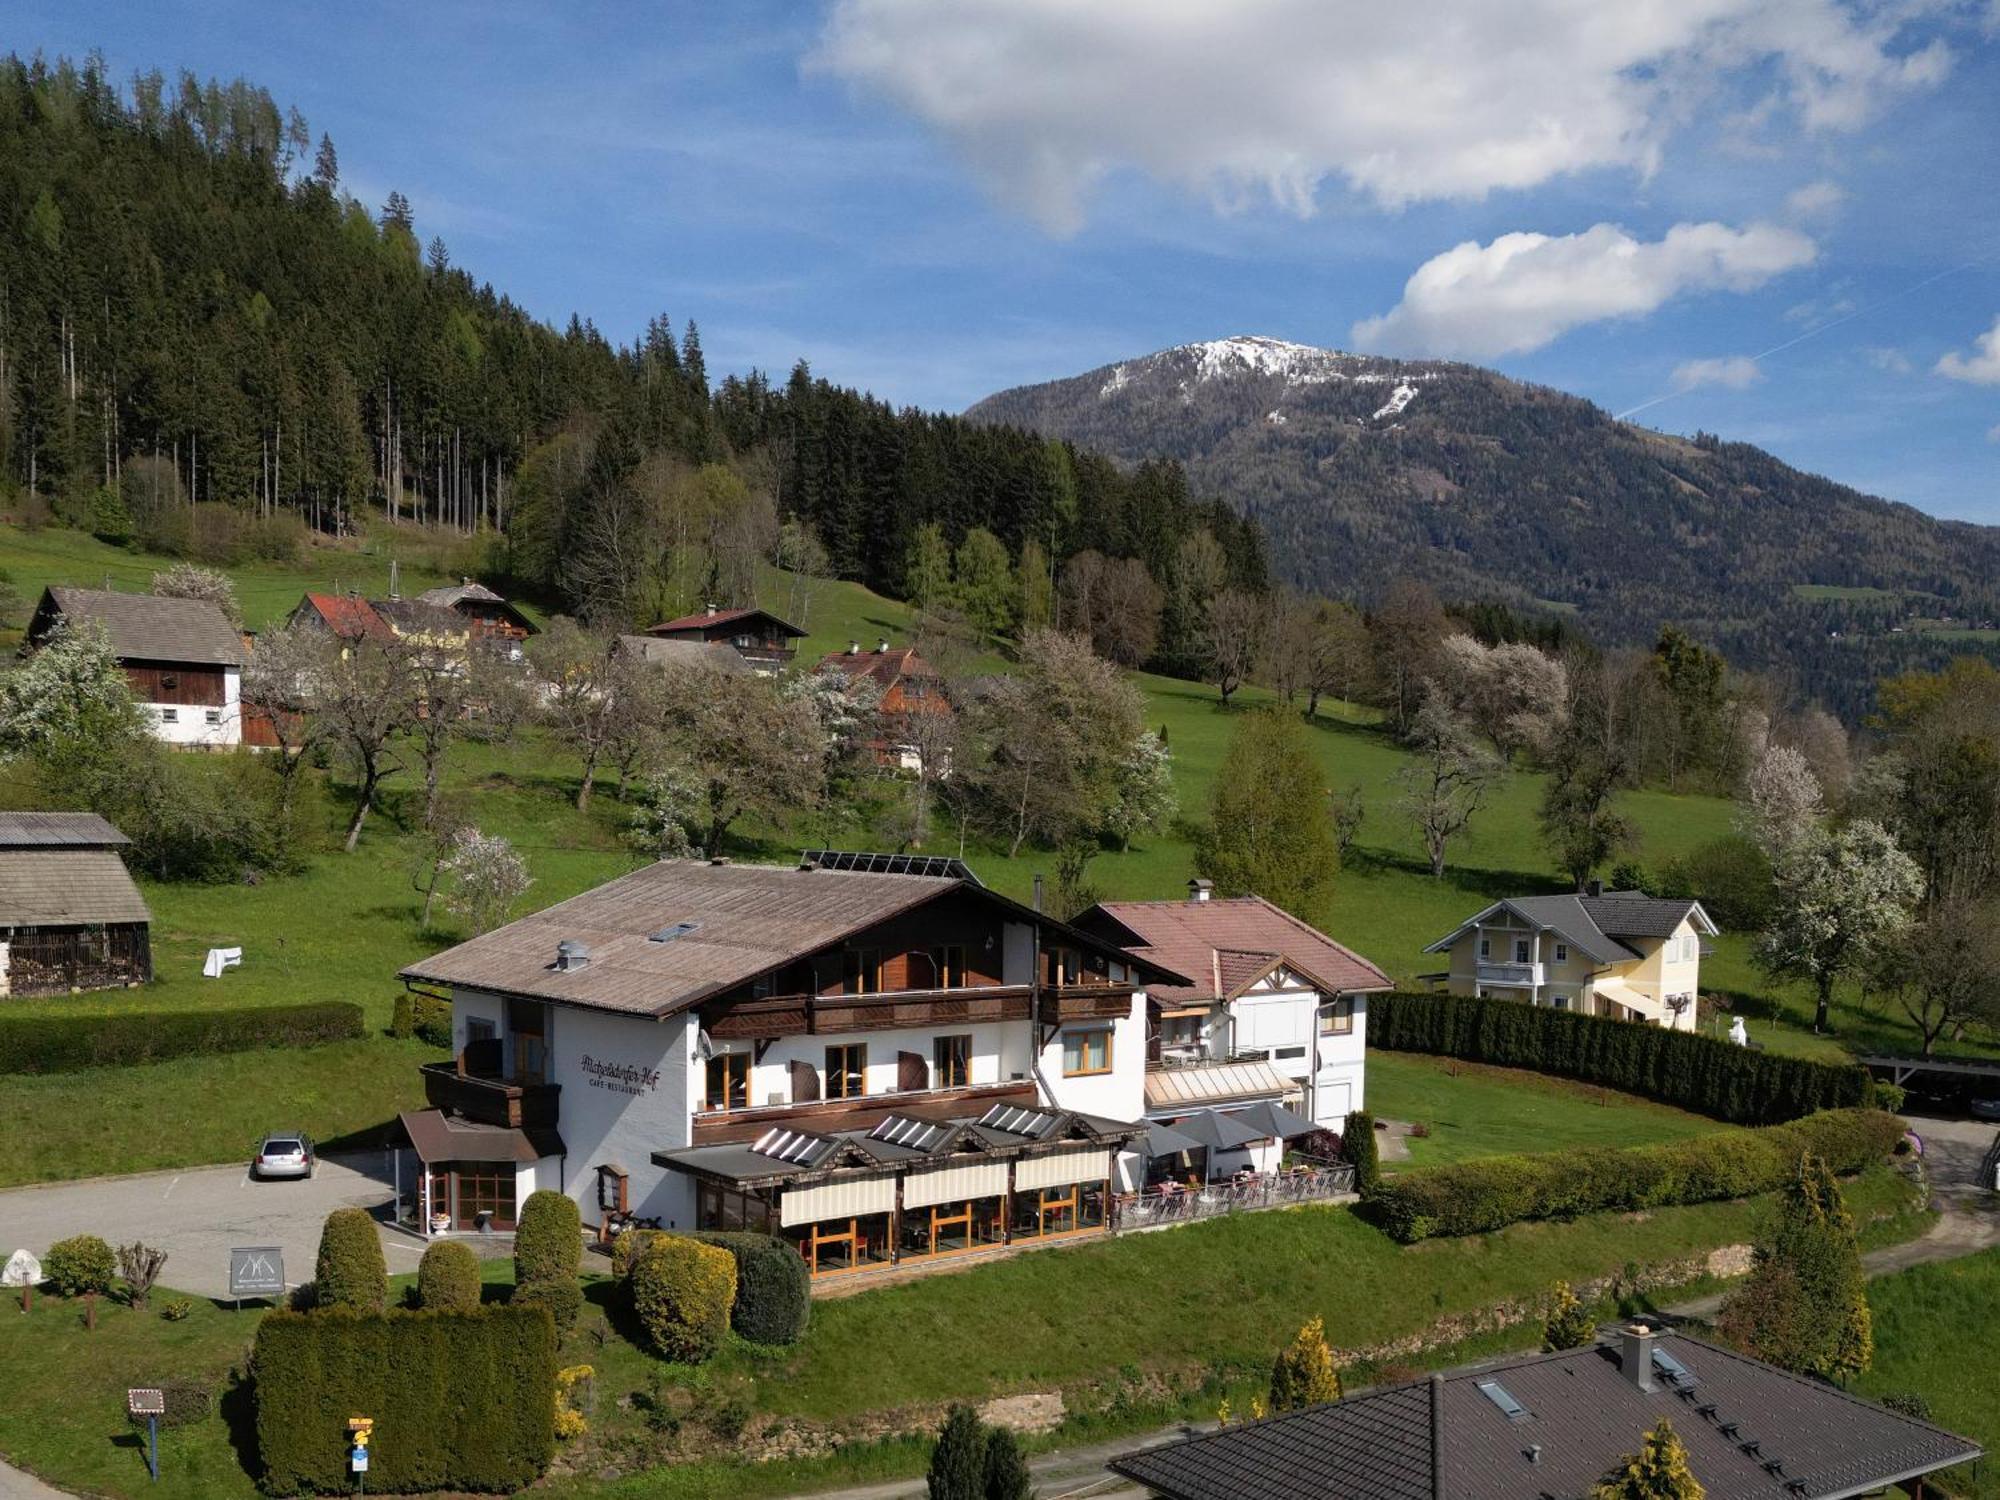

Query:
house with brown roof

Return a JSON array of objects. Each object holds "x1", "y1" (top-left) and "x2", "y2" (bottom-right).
[
  {"x1": 1112, "y1": 1323, "x2": 1981, "y2": 1500},
  {"x1": 1074, "y1": 881, "x2": 1391, "y2": 1173},
  {"x1": 395, "y1": 852, "x2": 1184, "y2": 1273},
  {"x1": 643, "y1": 604, "x2": 804, "y2": 672},
  {"x1": 0, "y1": 813, "x2": 151, "y2": 996},
  {"x1": 28, "y1": 586, "x2": 245, "y2": 748},
  {"x1": 415, "y1": 579, "x2": 537, "y2": 659},
  {"x1": 1424, "y1": 881, "x2": 1718, "y2": 1030},
  {"x1": 288, "y1": 591, "x2": 396, "y2": 646},
  {"x1": 815, "y1": 639, "x2": 954, "y2": 771}
]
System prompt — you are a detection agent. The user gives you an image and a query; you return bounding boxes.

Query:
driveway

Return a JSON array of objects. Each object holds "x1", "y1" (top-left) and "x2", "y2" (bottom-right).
[{"x1": 0, "y1": 1151, "x2": 457, "y2": 1301}]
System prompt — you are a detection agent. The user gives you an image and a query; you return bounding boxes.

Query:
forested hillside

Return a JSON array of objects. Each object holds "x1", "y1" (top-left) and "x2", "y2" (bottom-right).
[
  {"x1": 0, "y1": 53, "x2": 1261, "y2": 637},
  {"x1": 968, "y1": 337, "x2": 2000, "y2": 718}
]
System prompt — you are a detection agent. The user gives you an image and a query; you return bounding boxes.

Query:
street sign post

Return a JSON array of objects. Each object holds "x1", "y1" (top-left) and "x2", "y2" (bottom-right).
[
  {"x1": 227, "y1": 1246, "x2": 285, "y2": 1307},
  {"x1": 348, "y1": 1416, "x2": 373, "y2": 1494},
  {"x1": 127, "y1": 1388, "x2": 164, "y2": 1482}
]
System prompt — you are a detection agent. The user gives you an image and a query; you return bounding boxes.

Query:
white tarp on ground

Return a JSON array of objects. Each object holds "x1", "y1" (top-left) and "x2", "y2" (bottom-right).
[{"x1": 202, "y1": 946, "x2": 243, "y2": 978}]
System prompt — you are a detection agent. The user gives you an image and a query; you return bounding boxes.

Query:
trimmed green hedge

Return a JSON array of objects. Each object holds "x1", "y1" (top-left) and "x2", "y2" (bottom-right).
[
  {"x1": 1367, "y1": 1107, "x2": 1904, "y2": 1243},
  {"x1": 314, "y1": 1208, "x2": 386, "y2": 1312},
  {"x1": 691, "y1": 1231, "x2": 811, "y2": 1346},
  {"x1": 415, "y1": 1241, "x2": 479, "y2": 1311},
  {"x1": 514, "y1": 1191, "x2": 581, "y2": 1285},
  {"x1": 253, "y1": 1304, "x2": 555, "y2": 1494},
  {"x1": 0, "y1": 1001, "x2": 364, "y2": 1075},
  {"x1": 1368, "y1": 992, "x2": 1874, "y2": 1125}
]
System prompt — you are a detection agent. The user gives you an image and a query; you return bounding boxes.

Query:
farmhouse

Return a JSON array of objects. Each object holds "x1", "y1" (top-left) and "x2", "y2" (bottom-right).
[
  {"x1": 414, "y1": 578, "x2": 537, "y2": 658},
  {"x1": 0, "y1": 813, "x2": 151, "y2": 997},
  {"x1": 287, "y1": 590, "x2": 395, "y2": 646},
  {"x1": 1075, "y1": 881, "x2": 1389, "y2": 1173},
  {"x1": 27, "y1": 586, "x2": 244, "y2": 748},
  {"x1": 1111, "y1": 1324, "x2": 1981, "y2": 1500},
  {"x1": 815, "y1": 639, "x2": 954, "y2": 771},
  {"x1": 396, "y1": 853, "x2": 1184, "y2": 1274},
  {"x1": 642, "y1": 604, "x2": 804, "y2": 672},
  {"x1": 1424, "y1": 883, "x2": 1717, "y2": 1031}
]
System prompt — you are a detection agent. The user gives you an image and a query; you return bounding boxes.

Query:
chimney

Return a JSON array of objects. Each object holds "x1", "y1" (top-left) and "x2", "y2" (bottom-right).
[
  {"x1": 705, "y1": 602, "x2": 718, "y2": 617},
  {"x1": 1586, "y1": 877, "x2": 1604, "y2": 898},
  {"x1": 1188, "y1": 877, "x2": 1214, "y2": 904},
  {"x1": 876, "y1": 637, "x2": 889, "y2": 653},
  {"x1": 1429, "y1": 1374, "x2": 1446, "y2": 1500},
  {"x1": 554, "y1": 939, "x2": 590, "y2": 973},
  {"x1": 709, "y1": 855, "x2": 731, "y2": 867},
  {"x1": 461, "y1": 575, "x2": 472, "y2": 587},
  {"x1": 846, "y1": 640, "x2": 860, "y2": 655},
  {"x1": 1620, "y1": 1324, "x2": 1658, "y2": 1393},
  {"x1": 389, "y1": 559, "x2": 401, "y2": 600}
]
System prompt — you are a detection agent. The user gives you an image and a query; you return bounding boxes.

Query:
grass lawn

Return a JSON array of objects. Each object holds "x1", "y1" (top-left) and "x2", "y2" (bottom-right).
[
  {"x1": 1854, "y1": 1247, "x2": 2000, "y2": 1499},
  {"x1": 1365, "y1": 1050, "x2": 1731, "y2": 1168},
  {"x1": 0, "y1": 1166, "x2": 1928, "y2": 1499}
]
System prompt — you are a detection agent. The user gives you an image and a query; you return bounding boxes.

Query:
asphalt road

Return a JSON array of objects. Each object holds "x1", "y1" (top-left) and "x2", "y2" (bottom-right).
[{"x1": 0, "y1": 1151, "x2": 435, "y2": 1301}]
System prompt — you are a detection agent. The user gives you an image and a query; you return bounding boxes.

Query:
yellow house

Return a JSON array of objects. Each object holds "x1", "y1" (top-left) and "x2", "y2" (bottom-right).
[{"x1": 1422, "y1": 885, "x2": 1718, "y2": 1031}]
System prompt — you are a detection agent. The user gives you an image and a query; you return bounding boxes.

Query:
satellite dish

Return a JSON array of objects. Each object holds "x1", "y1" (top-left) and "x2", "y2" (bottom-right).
[{"x1": 695, "y1": 1029, "x2": 715, "y2": 1062}]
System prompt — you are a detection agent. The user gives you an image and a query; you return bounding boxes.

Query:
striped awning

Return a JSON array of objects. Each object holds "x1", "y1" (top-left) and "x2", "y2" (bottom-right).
[
  {"x1": 1144, "y1": 1059, "x2": 1292, "y2": 1111},
  {"x1": 780, "y1": 1175, "x2": 896, "y2": 1227}
]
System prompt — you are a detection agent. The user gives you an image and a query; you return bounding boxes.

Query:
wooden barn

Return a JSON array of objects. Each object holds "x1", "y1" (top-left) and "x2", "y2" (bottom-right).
[{"x1": 0, "y1": 813, "x2": 152, "y2": 997}]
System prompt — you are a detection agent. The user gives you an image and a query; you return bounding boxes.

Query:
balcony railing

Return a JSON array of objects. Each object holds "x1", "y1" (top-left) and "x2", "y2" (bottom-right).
[
  {"x1": 420, "y1": 1061, "x2": 562, "y2": 1130},
  {"x1": 690, "y1": 1077, "x2": 1039, "y2": 1145},
  {"x1": 1117, "y1": 1162, "x2": 1356, "y2": 1230},
  {"x1": 1476, "y1": 961, "x2": 1544, "y2": 988}
]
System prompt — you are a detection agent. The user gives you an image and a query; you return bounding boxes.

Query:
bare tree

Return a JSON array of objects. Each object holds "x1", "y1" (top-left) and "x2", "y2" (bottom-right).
[
  {"x1": 653, "y1": 665, "x2": 825, "y2": 855},
  {"x1": 1205, "y1": 588, "x2": 1265, "y2": 705},
  {"x1": 1060, "y1": 551, "x2": 1164, "y2": 667},
  {"x1": 1369, "y1": 579, "x2": 1450, "y2": 736},
  {"x1": 240, "y1": 621, "x2": 335, "y2": 823},
  {"x1": 528, "y1": 617, "x2": 628, "y2": 812},
  {"x1": 319, "y1": 634, "x2": 417, "y2": 852},
  {"x1": 405, "y1": 644, "x2": 481, "y2": 833},
  {"x1": 1396, "y1": 691, "x2": 1501, "y2": 877},
  {"x1": 1306, "y1": 601, "x2": 1373, "y2": 718},
  {"x1": 1264, "y1": 591, "x2": 1317, "y2": 705},
  {"x1": 1871, "y1": 901, "x2": 2000, "y2": 1056}
]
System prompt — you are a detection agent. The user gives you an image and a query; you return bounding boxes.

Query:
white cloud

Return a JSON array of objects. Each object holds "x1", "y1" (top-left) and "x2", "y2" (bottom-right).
[
  {"x1": 813, "y1": 0, "x2": 1955, "y2": 232},
  {"x1": 1350, "y1": 221, "x2": 1817, "y2": 359},
  {"x1": 1784, "y1": 179, "x2": 1848, "y2": 220},
  {"x1": 1673, "y1": 355, "x2": 1765, "y2": 390},
  {"x1": 1865, "y1": 346, "x2": 1914, "y2": 374},
  {"x1": 1988, "y1": 423, "x2": 2000, "y2": 444},
  {"x1": 1936, "y1": 315, "x2": 2000, "y2": 384}
]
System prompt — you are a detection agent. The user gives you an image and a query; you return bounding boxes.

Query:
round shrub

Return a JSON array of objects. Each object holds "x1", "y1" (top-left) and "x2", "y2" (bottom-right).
[
  {"x1": 513, "y1": 1276, "x2": 584, "y2": 1338},
  {"x1": 691, "y1": 1232, "x2": 810, "y2": 1345},
  {"x1": 514, "y1": 1191, "x2": 582, "y2": 1286},
  {"x1": 630, "y1": 1236, "x2": 736, "y2": 1364},
  {"x1": 417, "y1": 1240, "x2": 481, "y2": 1310},
  {"x1": 44, "y1": 1234, "x2": 115, "y2": 1297},
  {"x1": 314, "y1": 1207, "x2": 387, "y2": 1311},
  {"x1": 610, "y1": 1227, "x2": 666, "y2": 1280}
]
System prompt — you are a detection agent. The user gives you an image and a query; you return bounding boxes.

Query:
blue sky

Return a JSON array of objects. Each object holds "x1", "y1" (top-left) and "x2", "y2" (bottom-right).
[{"x1": 13, "y1": 1, "x2": 2000, "y2": 520}]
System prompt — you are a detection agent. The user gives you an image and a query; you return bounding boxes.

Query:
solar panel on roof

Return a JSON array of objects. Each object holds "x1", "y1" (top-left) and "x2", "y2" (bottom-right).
[
  {"x1": 1475, "y1": 1379, "x2": 1532, "y2": 1422},
  {"x1": 869, "y1": 1115, "x2": 948, "y2": 1151},
  {"x1": 752, "y1": 1127, "x2": 832, "y2": 1165},
  {"x1": 978, "y1": 1103, "x2": 1058, "y2": 1138},
  {"x1": 799, "y1": 849, "x2": 983, "y2": 885}
]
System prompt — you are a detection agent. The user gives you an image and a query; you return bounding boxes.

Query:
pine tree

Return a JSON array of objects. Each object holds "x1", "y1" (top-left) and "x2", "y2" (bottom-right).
[
  {"x1": 928, "y1": 1406, "x2": 987, "y2": 1500},
  {"x1": 981, "y1": 1426, "x2": 1033, "y2": 1500},
  {"x1": 1542, "y1": 1280, "x2": 1597, "y2": 1352},
  {"x1": 312, "y1": 131, "x2": 337, "y2": 187},
  {"x1": 1341, "y1": 1110, "x2": 1379, "y2": 1197},
  {"x1": 1269, "y1": 1314, "x2": 1342, "y2": 1411},
  {"x1": 1592, "y1": 1419, "x2": 1705, "y2": 1500},
  {"x1": 1719, "y1": 1152, "x2": 1872, "y2": 1380}
]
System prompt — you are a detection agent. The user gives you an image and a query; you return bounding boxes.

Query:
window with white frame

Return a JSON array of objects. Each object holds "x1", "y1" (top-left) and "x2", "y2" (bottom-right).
[
  {"x1": 1478, "y1": 937, "x2": 1490, "y2": 958},
  {"x1": 1554, "y1": 943, "x2": 1568, "y2": 962}
]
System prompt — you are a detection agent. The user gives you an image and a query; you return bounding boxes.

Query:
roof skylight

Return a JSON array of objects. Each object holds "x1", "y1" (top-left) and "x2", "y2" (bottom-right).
[{"x1": 1475, "y1": 1379, "x2": 1532, "y2": 1422}]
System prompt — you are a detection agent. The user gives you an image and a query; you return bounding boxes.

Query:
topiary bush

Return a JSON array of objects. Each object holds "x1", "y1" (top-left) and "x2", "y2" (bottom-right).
[
  {"x1": 314, "y1": 1207, "x2": 387, "y2": 1311},
  {"x1": 1366, "y1": 1107, "x2": 1904, "y2": 1243},
  {"x1": 629, "y1": 1235, "x2": 736, "y2": 1364},
  {"x1": 689, "y1": 1231, "x2": 811, "y2": 1345},
  {"x1": 610, "y1": 1227, "x2": 665, "y2": 1280},
  {"x1": 43, "y1": 1235, "x2": 115, "y2": 1297},
  {"x1": 416, "y1": 1240, "x2": 481, "y2": 1311},
  {"x1": 1342, "y1": 1110, "x2": 1380, "y2": 1197},
  {"x1": 513, "y1": 1277, "x2": 584, "y2": 1338},
  {"x1": 514, "y1": 1191, "x2": 582, "y2": 1286}
]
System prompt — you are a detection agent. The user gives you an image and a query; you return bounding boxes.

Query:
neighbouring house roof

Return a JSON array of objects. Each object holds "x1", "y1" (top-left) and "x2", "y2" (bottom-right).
[
  {"x1": 400, "y1": 857, "x2": 1186, "y2": 1019},
  {"x1": 0, "y1": 812, "x2": 130, "y2": 849},
  {"x1": 31, "y1": 586, "x2": 244, "y2": 667},
  {"x1": 815, "y1": 644, "x2": 942, "y2": 691},
  {"x1": 644, "y1": 606, "x2": 804, "y2": 639},
  {"x1": 293, "y1": 591, "x2": 395, "y2": 642},
  {"x1": 1144, "y1": 1059, "x2": 1293, "y2": 1112},
  {"x1": 1422, "y1": 890, "x2": 1719, "y2": 964},
  {"x1": 0, "y1": 848, "x2": 151, "y2": 926},
  {"x1": 370, "y1": 598, "x2": 468, "y2": 638},
  {"x1": 1077, "y1": 895, "x2": 1391, "y2": 1004},
  {"x1": 1110, "y1": 1331, "x2": 1982, "y2": 1500},
  {"x1": 614, "y1": 635, "x2": 752, "y2": 674},
  {"x1": 415, "y1": 580, "x2": 539, "y2": 633},
  {"x1": 396, "y1": 1109, "x2": 563, "y2": 1165}
]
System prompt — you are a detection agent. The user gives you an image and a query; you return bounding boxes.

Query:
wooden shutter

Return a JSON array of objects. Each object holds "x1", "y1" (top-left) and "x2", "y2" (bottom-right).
[
  {"x1": 790, "y1": 1059, "x2": 821, "y2": 1104},
  {"x1": 897, "y1": 1049, "x2": 929, "y2": 1093}
]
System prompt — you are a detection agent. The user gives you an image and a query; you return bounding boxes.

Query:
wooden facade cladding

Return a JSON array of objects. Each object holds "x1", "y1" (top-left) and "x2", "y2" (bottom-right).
[
  {"x1": 123, "y1": 661, "x2": 226, "y2": 706},
  {"x1": 704, "y1": 985, "x2": 1035, "y2": 1040},
  {"x1": 419, "y1": 1061, "x2": 562, "y2": 1129},
  {"x1": 691, "y1": 1079, "x2": 1036, "y2": 1146}
]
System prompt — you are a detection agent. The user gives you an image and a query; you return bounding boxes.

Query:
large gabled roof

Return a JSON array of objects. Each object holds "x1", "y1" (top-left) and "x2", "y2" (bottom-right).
[
  {"x1": 1110, "y1": 1331, "x2": 1981, "y2": 1500},
  {"x1": 32, "y1": 587, "x2": 244, "y2": 666},
  {"x1": 1423, "y1": 890, "x2": 1718, "y2": 963},
  {"x1": 415, "y1": 580, "x2": 538, "y2": 632},
  {"x1": 1076, "y1": 894, "x2": 1390, "y2": 1003},
  {"x1": 401, "y1": 857, "x2": 1185, "y2": 1018},
  {"x1": 293, "y1": 591, "x2": 394, "y2": 641},
  {"x1": 645, "y1": 606, "x2": 804, "y2": 638}
]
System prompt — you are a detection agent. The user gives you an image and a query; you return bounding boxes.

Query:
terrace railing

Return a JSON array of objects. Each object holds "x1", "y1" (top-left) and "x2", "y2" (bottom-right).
[{"x1": 1115, "y1": 1161, "x2": 1356, "y2": 1231}]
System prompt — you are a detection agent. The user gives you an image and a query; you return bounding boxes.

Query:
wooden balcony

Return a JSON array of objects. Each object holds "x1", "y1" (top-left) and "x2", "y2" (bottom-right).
[
  {"x1": 706, "y1": 985, "x2": 1037, "y2": 1039},
  {"x1": 420, "y1": 1062, "x2": 562, "y2": 1130},
  {"x1": 691, "y1": 1079, "x2": 1037, "y2": 1146}
]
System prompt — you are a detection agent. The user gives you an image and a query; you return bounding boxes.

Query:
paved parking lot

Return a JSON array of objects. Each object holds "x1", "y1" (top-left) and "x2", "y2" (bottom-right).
[{"x1": 0, "y1": 1151, "x2": 446, "y2": 1301}]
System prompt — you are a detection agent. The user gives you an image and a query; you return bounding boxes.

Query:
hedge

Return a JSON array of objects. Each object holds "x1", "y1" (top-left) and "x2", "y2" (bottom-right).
[
  {"x1": 1368, "y1": 992, "x2": 1875, "y2": 1125},
  {"x1": 0, "y1": 1001, "x2": 364, "y2": 1075},
  {"x1": 690, "y1": 1231, "x2": 811, "y2": 1345},
  {"x1": 415, "y1": 1241, "x2": 480, "y2": 1311},
  {"x1": 314, "y1": 1208, "x2": 386, "y2": 1312},
  {"x1": 253, "y1": 1304, "x2": 555, "y2": 1494},
  {"x1": 514, "y1": 1191, "x2": 582, "y2": 1285},
  {"x1": 1366, "y1": 1107, "x2": 1905, "y2": 1243},
  {"x1": 630, "y1": 1235, "x2": 736, "y2": 1363}
]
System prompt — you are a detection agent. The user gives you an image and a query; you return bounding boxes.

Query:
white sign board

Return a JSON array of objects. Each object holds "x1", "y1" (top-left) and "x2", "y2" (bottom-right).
[
  {"x1": 1, "y1": 1249, "x2": 40, "y2": 1287},
  {"x1": 203, "y1": 946, "x2": 244, "y2": 978}
]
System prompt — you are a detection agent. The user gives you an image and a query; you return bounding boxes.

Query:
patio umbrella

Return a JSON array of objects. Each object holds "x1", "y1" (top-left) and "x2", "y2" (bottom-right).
[
  {"x1": 1228, "y1": 1100, "x2": 1318, "y2": 1141},
  {"x1": 1143, "y1": 1120, "x2": 1205, "y2": 1158},
  {"x1": 1167, "y1": 1109, "x2": 1266, "y2": 1153}
]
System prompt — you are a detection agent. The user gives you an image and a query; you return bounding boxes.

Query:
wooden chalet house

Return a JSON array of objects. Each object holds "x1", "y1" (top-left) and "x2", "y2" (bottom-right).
[
  {"x1": 643, "y1": 605, "x2": 804, "y2": 672},
  {"x1": 396, "y1": 852, "x2": 1184, "y2": 1275},
  {"x1": 816, "y1": 639, "x2": 954, "y2": 771},
  {"x1": 415, "y1": 579, "x2": 538, "y2": 660},
  {"x1": 28, "y1": 586, "x2": 245, "y2": 748},
  {"x1": 0, "y1": 813, "x2": 151, "y2": 996}
]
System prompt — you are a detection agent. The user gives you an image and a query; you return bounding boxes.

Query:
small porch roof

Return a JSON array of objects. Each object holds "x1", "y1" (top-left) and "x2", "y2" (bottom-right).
[
  {"x1": 1144, "y1": 1058, "x2": 1293, "y2": 1111},
  {"x1": 396, "y1": 1109, "x2": 564, "y2": 1165}
]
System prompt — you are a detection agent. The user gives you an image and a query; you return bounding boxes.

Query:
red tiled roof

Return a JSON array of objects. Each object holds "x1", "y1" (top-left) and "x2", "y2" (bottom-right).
[
  {"x1": 646, "y1": 606, "x2": 804, "y2": 637},
  {"x1": 816, "y1": 645, "x2": 936, "y2": 689},
  {"x1": 1082, "y1": 895, "x2": 1391, "y2": 1002},
  {"x1": 299, "y1": 591, "x2": 393, "y2": 640}
]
